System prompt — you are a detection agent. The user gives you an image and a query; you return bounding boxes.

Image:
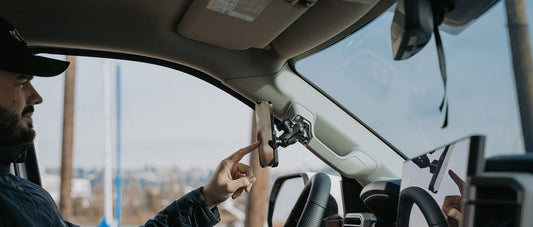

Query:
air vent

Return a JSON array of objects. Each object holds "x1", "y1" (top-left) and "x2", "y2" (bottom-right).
[
  {"x1": 463, "y1": 176, "x2": 524, "y2": 227},
  {"x1": 343, "y1": 213, "x2": 376, "y2": 227},
  {"x1": 343, "y1": 216, "x2": 361, "y2": 226},
  {"x1": 473, "y1": 185, "x2": 521, "y2": 226}
]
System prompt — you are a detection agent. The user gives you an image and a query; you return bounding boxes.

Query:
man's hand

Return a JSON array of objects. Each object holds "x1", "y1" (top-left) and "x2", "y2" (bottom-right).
[
  {"x1": 442, "y1": 169, "x2": 465, "y2": 227},
  {"x1": 202, "y1": 142, "x2": 260, "y2": 209}
]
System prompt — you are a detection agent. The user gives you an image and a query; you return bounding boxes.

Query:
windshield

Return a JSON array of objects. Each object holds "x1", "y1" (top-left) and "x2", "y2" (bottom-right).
[{"x1": 295, "y1": 2, "x2": 532, "y2": 158}]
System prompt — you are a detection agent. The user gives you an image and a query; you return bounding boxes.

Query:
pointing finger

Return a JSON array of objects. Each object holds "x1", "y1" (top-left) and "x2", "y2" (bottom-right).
[
  {"x1": 227, "y1": 142, "x2": 260, "y2": 163},
  {"x1": 448, "y1": 170, "x2": 464, "y2": 193}
]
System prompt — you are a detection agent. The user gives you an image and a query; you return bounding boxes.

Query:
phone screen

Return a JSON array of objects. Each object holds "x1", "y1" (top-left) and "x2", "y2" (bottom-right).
[{"x1": 255, "y1": 101, "x2": 278, "y2": 167}]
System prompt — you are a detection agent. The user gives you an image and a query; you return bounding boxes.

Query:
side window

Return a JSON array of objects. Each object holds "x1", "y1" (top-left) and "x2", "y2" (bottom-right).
[{"x1": 33, "y1": 55, "x2": 329, "y2": 225}]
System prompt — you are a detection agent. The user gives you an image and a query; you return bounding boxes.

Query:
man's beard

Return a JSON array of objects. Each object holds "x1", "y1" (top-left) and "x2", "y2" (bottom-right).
[{"x1": 0, "y1": 104, "x2": 35, "y2": 146}]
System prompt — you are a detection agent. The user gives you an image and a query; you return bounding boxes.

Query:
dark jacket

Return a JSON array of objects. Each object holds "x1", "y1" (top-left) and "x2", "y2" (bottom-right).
[{"x1": 0, "y1": 143, "x2": 220, "y2": 227}]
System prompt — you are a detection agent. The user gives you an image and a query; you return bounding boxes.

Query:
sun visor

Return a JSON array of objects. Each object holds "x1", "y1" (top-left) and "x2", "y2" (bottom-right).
[{"x1": 177, "y1": 0, "x2": 315, "y2": 50}]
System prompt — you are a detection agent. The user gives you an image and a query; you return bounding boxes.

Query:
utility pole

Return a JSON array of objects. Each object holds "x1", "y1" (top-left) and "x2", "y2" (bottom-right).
[
  {"x1": 245, "y1": 113, "x2": 270, "y2": 227},
  {"x1": 505, "y1": 0, "x2": 533, "y2": 153},
  {"x1": 59, "y1": 55, "x2": 76, "y2": 219}
]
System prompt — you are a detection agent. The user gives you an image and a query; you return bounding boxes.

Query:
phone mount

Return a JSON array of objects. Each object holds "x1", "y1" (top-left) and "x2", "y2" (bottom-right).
[
  {"x1": 274, "y1": 116, "x2": 310, "y2": 148},
  {"x1": 412, "y1": 145, "x2": 452, "y2": 193}
]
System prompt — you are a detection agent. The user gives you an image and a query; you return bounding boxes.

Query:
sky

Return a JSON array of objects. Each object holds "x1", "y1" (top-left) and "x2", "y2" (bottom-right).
[
  {"x1": 32, "y1": 56, "x2": 327, "y2": 173},
  {"x1": 296, "y1": 1, "x2": 533, "y2": 159}
]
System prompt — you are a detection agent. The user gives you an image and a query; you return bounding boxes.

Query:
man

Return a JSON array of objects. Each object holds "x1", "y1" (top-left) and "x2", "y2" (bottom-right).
[{"x1": 0, "y1": 17, "x2": 258, "y2": 226}]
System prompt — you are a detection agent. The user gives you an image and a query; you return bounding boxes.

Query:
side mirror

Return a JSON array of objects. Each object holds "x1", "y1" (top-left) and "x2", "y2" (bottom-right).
[
  {"x1": 268, "y1": 173, "x2": 309, "y2": 227},
  {"x1": 268, "y1": 173, "x2": 343, "y2": 227}
]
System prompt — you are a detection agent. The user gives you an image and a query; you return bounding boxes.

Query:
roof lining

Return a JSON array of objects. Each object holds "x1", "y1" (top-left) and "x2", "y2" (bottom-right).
[
  {"x1": 272, "y1": 0, "x2": 384, "y2": 59},
  {"x1": 291, "y1": 0, "x2": 396, "y2": 61}
]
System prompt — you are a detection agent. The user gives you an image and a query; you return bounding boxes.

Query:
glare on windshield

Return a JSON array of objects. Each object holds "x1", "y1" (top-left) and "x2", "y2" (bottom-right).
[{"x1": 295, "y1": 2, "x2": 527, "y2": 158}]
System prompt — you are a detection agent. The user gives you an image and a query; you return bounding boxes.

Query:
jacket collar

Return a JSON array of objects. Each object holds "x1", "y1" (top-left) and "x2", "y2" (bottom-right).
[{"x1": 0, "y1": 142, "x2": 33, "y2": 164}]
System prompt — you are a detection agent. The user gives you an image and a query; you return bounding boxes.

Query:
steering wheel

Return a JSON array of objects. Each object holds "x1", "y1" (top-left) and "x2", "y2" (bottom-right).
[
  {"x1": 283, "y1": 173, "x2": 331, "y2": 227},
  {"x1": 397, "y1": 187, "x2": 448, "y2": 227}
]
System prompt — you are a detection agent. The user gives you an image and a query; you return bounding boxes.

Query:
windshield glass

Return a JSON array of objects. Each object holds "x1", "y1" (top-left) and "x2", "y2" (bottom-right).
[{"x1": 295, "y1": 2, "x2": 531, "y2": 158}]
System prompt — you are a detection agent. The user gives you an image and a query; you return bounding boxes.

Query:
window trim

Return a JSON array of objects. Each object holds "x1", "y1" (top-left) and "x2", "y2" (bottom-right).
[{"x1": 31, "y1": 46, "x2": 255, "y2": 110}]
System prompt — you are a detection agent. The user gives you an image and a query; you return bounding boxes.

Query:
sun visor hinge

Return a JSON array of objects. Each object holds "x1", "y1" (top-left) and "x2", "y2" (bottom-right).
[{"x1": 281, "y1": 0, "x2": 317, "y2": 8}]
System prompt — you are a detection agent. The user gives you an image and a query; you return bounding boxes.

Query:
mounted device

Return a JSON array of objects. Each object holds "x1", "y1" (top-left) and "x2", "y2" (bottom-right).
[
  {"x1": 411, "y1": 144, "x2": 454, "y2": 193},
  {"x1": 255, "y1": 101, "x2": 279, "y2": 167},
  {"x1": 254, "y1": 101, "x2": 310, "y2": 168},
  {"x1": 397, "y1": 136, "x2": 484, "y2": 227}
]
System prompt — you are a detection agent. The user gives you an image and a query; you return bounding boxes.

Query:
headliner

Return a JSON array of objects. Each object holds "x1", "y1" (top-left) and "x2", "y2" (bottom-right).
[{"x1": 0, "y1": 0, "x2": 392, "y2": 81}]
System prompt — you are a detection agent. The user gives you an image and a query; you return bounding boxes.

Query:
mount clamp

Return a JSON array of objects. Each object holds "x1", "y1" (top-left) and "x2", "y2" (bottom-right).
[{"x1": 276, "y1": 115, "x2": 311, "y2": 148}]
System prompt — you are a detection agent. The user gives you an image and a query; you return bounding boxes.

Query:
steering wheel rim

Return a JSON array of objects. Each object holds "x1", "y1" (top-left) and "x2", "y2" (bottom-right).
[
  {"x1": 397, "y1": 186, "x2": 448, "y2": 227},
  {"x1": 284, "y1": 173, "x2": 331, "y2": 227}
]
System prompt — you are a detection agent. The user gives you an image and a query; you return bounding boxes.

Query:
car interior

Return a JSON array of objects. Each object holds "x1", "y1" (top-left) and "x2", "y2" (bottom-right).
[{"x1": 2, "y1": 0, "x2": 533, "y2": 226}]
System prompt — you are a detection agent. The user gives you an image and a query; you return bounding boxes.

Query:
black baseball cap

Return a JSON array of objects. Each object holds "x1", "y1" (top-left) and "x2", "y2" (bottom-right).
[{"x1": 0, "y1": 17, "x2": 69, "y2": 77}]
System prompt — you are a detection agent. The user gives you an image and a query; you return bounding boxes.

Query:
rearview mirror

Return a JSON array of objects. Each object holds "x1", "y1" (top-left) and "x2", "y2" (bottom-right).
[
  {"x1": 255, "y1": 101, "x2": 279, "y2": 167},
  {"x1": 390, "y1": 0, "x2": 434, "y2": 60}
]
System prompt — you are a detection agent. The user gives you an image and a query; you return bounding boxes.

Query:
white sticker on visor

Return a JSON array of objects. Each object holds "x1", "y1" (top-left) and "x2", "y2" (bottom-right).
[{"x1": 207, "y1": 0, "x2": 271, "y2": 22}]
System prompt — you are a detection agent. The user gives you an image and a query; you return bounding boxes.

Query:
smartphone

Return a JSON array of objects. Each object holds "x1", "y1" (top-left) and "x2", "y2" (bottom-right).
[{"x1": 255, "y1": 101, "x2": 278, "y2": 167}]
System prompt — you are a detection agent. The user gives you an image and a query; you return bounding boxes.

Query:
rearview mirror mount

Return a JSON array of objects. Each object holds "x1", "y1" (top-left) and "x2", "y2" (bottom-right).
[{"x1": 391, "y1": 0, "x2": 454, "y2": 60}]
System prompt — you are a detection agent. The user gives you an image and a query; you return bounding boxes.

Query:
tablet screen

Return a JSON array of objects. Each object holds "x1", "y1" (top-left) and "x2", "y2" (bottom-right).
[{"x1": 397, "y1": 136, "x2": 484, "y2": 227}]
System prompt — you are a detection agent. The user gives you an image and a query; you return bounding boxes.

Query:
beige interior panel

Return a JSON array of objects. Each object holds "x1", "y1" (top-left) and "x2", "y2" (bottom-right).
[
  {"x1": 223, "y1": 65, "x2": 403, "y2": 183},
  {"x1": 272, "y1": 0, "x2": 379, "y2": 58},
  {"x1": 178, "y1": 0, "x2": 310, "y2": 50}
]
